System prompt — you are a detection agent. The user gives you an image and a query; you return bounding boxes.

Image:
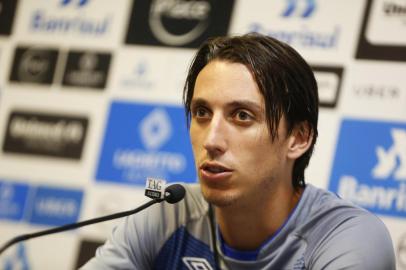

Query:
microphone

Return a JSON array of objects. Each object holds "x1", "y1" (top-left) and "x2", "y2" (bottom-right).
[
  {"x1": 0, "y1": 183, "x2": 186, "y2": 255},
  {"x1": 164, "y1": 184, "x2": 186, "y2": 204}
]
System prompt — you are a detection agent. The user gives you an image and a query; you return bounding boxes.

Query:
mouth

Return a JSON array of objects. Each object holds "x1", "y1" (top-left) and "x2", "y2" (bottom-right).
[{"x1": 200, "y1": 162, "x2": 232, "y2": 176}]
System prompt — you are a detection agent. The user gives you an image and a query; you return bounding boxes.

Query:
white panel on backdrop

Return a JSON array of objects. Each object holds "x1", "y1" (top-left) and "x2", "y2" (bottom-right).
[
  {"x1": 367, "y1": 0, "x2": 406, "y2": 46},
  {"x1": 229, "y1": 0, "x2": 366, "y2": 64},
  {"x1": 13, "y1": 0, "x2": 132, "y2": 48},
  {"x1": 0, "y1": 0, "x2": 406, "y2": 269},
  {"x1": 315, "y1": 72, "x2": 340, "y2": 105},
  {"x1": 306, "y1": 111, "x2": 342, "y2": 189},
  {"x1": 0, "y1": 89, "x2": 108, "y2": 187},
  {"x1": 341, "y1": 62, "x2": 406, "y2": 120},
  {"x1": 79, "y1": 183, "x2": 148, "y2": 239},
  {"x1": 109, "y1": 46, "x2": 195, "y2": 104},
  {"x1": 0, "y1": 223, "x2": 79, "y2": 270},
  {"x1": 356, "y1": 0, "x2": 406, "y2": 62}
]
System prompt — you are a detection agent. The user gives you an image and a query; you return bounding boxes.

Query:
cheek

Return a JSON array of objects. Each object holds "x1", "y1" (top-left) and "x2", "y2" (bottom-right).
[
  {"x1": 239, "y1": 133, "x2": 281, "y2": 167},
  {"x1": 189, "y1": 122, "x2": 197, "y2": 143},
  {"x1": 189, "y1": 126, "x2": 202, "y2": 153},
  {"x1": 234, "y1": 140, "x2": 265, "y2": 166}
]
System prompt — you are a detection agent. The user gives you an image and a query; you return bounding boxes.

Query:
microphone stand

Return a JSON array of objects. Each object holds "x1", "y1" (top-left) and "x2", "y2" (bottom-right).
[{"x1": 0, "y1": 198, "x2": 163, "y2": 255}]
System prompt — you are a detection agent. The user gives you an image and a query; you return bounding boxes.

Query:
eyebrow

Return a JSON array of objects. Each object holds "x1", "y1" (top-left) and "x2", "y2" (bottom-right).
[
  {"x1": 190, "y1": 98, "x2": 209, "y2": 109},
  {"x1": 190, "y1": 98, "x2": 264, "y2": 114}
]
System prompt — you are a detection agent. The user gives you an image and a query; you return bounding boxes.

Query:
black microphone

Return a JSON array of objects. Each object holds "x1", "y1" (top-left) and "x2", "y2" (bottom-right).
[
  {"x1": 0, "y1": 184, "x2": 186, "y2": 255},
  {"x1": 164, "y1": 184, "x2": 186, "y2": 204}
]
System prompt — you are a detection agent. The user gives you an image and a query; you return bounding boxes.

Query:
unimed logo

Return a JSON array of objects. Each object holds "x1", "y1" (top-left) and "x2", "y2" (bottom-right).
[
  {"x1": 328, "y1": 119, "x2": 406, "y2": 218},
  {"x1": 2, "y1": 111, "x2": 88, "y2": 159},
  {"x1": 96, "y1": 101, "x2": 196, "y2": 185},
  {"x1": 125, "y1": 0, "x2": 235, "y2": 48}
]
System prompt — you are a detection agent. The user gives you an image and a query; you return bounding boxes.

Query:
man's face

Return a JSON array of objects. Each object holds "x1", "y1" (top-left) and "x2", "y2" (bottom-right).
[{"x1": 189, "y1": 60, "x2": 292, "y2": 207}]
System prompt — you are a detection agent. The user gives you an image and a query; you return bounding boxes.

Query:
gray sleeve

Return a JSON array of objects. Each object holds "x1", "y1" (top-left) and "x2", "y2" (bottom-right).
[
  {"x1": 308, "y1": 213, "x2": 396, "y2": 270},
  {"x1": 79, "y1": 184, "x2": 203, "y2": 270},
  {"x1": 79, "y1": 204, "x2": 162, "y2": 270}
]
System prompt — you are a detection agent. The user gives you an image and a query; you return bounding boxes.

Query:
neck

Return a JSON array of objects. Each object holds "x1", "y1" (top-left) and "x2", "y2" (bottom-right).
[{"x1": 215, "y1": 185, "x2": 303, "y2": 251}]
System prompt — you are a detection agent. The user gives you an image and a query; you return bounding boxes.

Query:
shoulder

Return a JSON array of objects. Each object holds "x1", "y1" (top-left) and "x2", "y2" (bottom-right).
[
  {"x1": 130, "y1": 183, "x2": 208, "y2": 235},
  {"x1": 141, "y1": 183, "x2": 209, "y2": 241},
  {"x1": 302, "y1": 184, "x2": 376, "y2": 223},
  {"x1": 80, "y1": 183, "x2": 209, "y2": 269},
  {"x1": 159, "y1": 183, "x2": 208, "y2": 223},
  {"x1": 302, "y1": 185, "x2": 396, "y2": 269}
]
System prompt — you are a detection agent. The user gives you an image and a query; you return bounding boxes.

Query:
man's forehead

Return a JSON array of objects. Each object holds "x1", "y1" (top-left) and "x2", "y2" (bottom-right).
[{"x1": 191, "y1": 97, "x2": 264, "y2": 111}]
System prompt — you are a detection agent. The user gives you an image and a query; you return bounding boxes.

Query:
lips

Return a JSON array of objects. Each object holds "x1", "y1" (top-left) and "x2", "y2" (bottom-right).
[
  {"x1": 199, "y1": 162, "x2": 232, "y2": 182},
  {"x1": 201, "y1": 162, "x2": 231, "y2": 172}
]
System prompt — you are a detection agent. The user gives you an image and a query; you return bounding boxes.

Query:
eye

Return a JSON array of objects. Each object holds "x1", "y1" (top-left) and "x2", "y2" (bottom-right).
[
  {"x1": 192, "y1": 106, "x2": 210, "y2": 120},
  {"x1": 233, "y1": 109, "x2": 254, "y2": 123},
  {"x1": 236, "y1": 110, "x2": 251, "y2": 121}
]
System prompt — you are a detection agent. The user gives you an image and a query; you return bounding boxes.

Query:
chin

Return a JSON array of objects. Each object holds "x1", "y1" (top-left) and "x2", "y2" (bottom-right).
[{"x1": 201, "y1": 185, "x2": 240, "y2": 207}]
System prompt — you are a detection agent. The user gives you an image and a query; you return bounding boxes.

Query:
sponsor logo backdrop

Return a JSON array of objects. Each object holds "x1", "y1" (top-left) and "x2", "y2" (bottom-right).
[{"x1": 0, "y1": 0, "x2": 405, "y2": 269}]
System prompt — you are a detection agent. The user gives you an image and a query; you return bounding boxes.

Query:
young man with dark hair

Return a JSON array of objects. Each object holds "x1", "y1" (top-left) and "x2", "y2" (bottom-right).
[{"x1": 82, "y1": 33, "x2": 395, "y2": 269}]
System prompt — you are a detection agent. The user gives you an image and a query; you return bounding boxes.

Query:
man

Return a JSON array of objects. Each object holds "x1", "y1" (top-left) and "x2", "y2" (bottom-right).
[{"x1": 82, "y1": 33, "x2": 396, "y2": 269}]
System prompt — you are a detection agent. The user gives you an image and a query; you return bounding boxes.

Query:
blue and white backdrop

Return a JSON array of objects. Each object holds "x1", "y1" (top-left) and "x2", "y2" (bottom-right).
[{"x1": 0, "y1": 0, "x2": 405, "y2": 269}]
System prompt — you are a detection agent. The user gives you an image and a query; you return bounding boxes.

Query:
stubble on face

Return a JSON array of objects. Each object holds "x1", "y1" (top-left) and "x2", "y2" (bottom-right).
[
  {"x1": 200, "y1": 184, "x2": 240, "y2": 207},
  {"x1": 199, "y1": 166, "x2": 279, "y2": 208},
  {"x1": 199, "y1": 125, "x2": 289, "y2": 209},
  {"x1": 190, "y1": 60, "x2": 290, "y2": 209}
]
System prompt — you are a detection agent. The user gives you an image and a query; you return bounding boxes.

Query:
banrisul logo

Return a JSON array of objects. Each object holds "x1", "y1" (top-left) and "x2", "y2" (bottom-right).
[
  {"x1": 61, "y1": 0, "x2": 89, "y2": 7},
  {"x1": 281, "y1": 0, "x2": 316, "y2": 18},
  {"x1": 249, "y1": 0, "x2": 341, "y2": 50},
  {"x1": 30, "y1": 0, "x2": 111, "y2": 37},
  {"x1": 96, "y1": 101, "x2": 196, "y2": 185},
  {"x1": 329, "y1": 119, "x2": 406, "y2": 218}
]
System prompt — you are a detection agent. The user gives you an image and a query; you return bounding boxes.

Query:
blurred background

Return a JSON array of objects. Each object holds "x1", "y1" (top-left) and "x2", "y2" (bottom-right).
[{"x1": 0, "y1": 0, "x2": 405, "y2": 269}]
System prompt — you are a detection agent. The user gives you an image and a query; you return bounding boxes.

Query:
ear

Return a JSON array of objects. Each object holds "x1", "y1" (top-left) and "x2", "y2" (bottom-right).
[{"x1": 287, "y1": 122, "x2": 313, "y2": 160}]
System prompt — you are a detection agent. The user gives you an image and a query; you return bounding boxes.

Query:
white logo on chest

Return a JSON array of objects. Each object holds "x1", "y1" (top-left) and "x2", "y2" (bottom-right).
[{"x1": 182, "y1": 257, "x2": 213, "y2": 270}]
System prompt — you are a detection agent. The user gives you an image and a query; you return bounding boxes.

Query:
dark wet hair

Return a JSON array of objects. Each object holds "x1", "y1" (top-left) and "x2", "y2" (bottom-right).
[{"x1": 183, "y1": 33, "x2": 318, "y2": 188}]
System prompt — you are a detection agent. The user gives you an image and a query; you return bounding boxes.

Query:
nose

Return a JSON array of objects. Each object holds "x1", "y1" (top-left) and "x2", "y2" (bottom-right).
[{"x1": 203, "y1": 114, "x2": 227, "y2": 157}]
